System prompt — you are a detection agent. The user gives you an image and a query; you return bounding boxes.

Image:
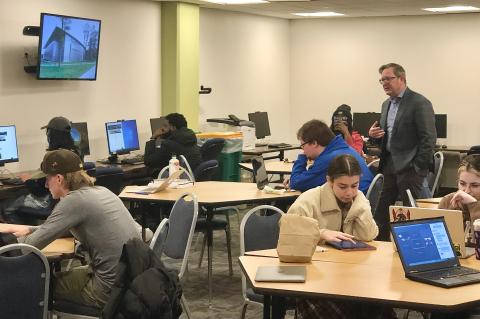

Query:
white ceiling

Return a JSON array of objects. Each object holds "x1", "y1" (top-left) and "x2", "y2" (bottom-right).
[{"x1": 159, "y1": 0, "x2": 480, "y2": 19}]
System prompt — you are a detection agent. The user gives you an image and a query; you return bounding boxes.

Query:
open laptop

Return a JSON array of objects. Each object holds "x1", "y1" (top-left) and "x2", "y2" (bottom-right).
[
  {"x1": 126, "y1": 169, "x2": 185, "y2": 194},
  {"x1": 391, "y1": 217, "x2": 480, "y2": 288},
  {"x1": 251, "y1": 156, "x2": 285, "y2": 190},
  {"x1": 150, "y1": 117, "x2": 168, "y2": 135},
  {"x1": 389, "y1": 206, "x2": 474, "y2": 259},
  {"x1": 255, "y1": 265, "x2": 306, "y2": 283}
]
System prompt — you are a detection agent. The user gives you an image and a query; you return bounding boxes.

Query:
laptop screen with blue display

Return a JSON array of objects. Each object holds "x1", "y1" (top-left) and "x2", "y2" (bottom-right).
[{"x1": 393, "y1": 220, "x2": 456, "y2": 267}]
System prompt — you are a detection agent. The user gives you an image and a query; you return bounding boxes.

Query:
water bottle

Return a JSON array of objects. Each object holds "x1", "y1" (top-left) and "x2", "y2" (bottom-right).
[
  {"x1": 169, "y1": 154, "x2": 180, "y2": 177},
  {"x1": 474, "y1": 219, "x2": 480, "y2": 260}
]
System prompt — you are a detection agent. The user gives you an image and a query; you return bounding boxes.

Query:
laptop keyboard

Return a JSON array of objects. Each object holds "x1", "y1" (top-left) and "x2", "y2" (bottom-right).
[{"x1": 421, "y1": 266, "x2": 480, "y2": 279}]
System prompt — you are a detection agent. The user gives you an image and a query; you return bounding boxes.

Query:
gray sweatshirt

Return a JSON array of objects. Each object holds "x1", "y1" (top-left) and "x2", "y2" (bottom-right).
[{"x1": 21, "y1": 186, "x2": 141, "y2": 302}]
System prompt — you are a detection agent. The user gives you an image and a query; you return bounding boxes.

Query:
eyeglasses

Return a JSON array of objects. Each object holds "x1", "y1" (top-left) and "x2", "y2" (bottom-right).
[
  {"x1": 300, "y1": 141, "x2": 310, "y2": 149},
  {"x1": 379, "y1": 76, "x2": 397, "y2": 84}
]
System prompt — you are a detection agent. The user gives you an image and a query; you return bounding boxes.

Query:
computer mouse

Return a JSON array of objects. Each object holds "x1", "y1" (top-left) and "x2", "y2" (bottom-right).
[{"x1": 442, "y1": 145, "x2": 447, "y2": 149}]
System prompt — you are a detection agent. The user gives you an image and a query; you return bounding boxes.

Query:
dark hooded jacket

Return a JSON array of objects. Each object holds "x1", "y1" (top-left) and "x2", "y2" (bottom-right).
[
  {"x1": 144, "y1": 127, "x2": 202, "y2": 177},
  {"x1": 102, "y1": 238, "x2": 182, "y2": 319}
]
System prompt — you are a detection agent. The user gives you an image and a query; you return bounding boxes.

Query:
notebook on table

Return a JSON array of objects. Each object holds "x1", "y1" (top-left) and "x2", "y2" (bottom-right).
[
  {"x1": 389, "y1": 206, "x2": 474, "y2": 258},
  {"x1": 255, "y1": 265, "x2": 306, "y2": 283},
  {"x1": 391, "y1": 217, "x2": 480, "y2": 288},
  {"x1": 251, "y1": 156, "x2": 285, "y2": 190}
]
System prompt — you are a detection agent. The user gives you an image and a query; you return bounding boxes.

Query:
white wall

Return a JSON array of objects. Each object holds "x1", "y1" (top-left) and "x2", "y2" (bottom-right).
[
  {"x1": 0, "y1": 0, "x2": 161, "y2": 171},
  {"x1": 199, "y1": 9, "x2": 292, "y2": 145},
  {"x1": 290, "y1": 13, "x2": 480, "y2": 147}
]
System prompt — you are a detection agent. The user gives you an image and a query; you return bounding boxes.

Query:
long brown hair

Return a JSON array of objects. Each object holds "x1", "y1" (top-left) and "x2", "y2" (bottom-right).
[{"x1": 327, "y1": 154, "x2": 361, "y2": 181}]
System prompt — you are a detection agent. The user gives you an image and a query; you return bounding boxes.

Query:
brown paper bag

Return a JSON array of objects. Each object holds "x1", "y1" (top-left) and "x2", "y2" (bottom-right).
[{"x1": 276, "y1": 214, "x2": 321, "y2": 263}]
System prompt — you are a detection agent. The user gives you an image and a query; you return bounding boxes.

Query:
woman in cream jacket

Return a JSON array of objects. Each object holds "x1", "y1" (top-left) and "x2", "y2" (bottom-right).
[
  {"x1": 288, "y1": 155, "x2": 378, "y2": 244},
  {"x1": 287, "y1": 154, "x2": 393, "y2": 319}
]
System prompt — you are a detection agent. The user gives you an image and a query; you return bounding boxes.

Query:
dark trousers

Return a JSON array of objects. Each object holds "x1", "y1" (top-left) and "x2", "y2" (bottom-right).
[{"x1": 375, "y1": 156, "x2": 425, "y2": 241}]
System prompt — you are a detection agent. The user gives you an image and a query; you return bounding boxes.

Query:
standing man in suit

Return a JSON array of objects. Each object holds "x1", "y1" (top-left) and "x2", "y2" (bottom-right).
[{"x1": 369, "y1": 63, "x2": 436, "y2": 240}]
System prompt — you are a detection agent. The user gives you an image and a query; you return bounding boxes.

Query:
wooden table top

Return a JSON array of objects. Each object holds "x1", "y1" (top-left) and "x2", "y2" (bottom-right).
[
  {"x1": 42, "y1": 237, "x2": 75, "y2": 259},
  {"x1": 119, "y1": 181, "x2": 301, "y2": 206},
  {"x1": 417, "y1": 197, "x2": 442, "y2": 204},
  {"x1": 417, "y1": 197, "x2": 442, "y2": 209},
  {"x1": 240, "y1": 243, "x2": 480, "y2": 311},
  {"x1": 239, "y1": 161, "x2": 294, "y2": 174},
  {"x1": 242, "y1": 145, "x2": 300, "y2": 156}
]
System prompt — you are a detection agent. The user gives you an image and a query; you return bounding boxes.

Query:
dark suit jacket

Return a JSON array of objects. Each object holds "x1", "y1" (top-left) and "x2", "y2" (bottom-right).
[{"x1": 378, "y1": 87, "x2": 436, "y2": 176}]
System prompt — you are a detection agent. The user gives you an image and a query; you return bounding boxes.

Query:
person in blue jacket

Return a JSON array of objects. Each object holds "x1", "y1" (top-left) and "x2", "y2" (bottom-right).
[{"x1": 287, "y1": 119, "x2": 373, "y2": 193}]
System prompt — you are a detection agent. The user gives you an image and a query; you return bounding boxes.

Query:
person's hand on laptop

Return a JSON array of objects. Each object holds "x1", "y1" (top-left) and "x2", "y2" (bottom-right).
[
  {"x1": 320, "y1": 230, "x2": 355, "y2": 243},
  {"x1": 450, "y1": 190, "x2": 477, "y2": 208}
]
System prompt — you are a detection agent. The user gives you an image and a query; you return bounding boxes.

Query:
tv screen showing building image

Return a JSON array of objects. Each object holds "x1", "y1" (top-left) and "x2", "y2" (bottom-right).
[{"x1": 37, "y1": 13, "x2": 101, "y2": 80}]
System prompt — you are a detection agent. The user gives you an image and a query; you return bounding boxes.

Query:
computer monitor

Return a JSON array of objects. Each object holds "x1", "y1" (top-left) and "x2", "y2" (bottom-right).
[
  {"x1": 149, "y1": 117, "x2": 168, "y2": 135},
  {"x1": 0, "y1": 125, "x2": 19, "y2": 167},
  {"x1": 248, "y1": 112, "x2": 271, "y2": 139},
  {"x1": 352, "y1": 112, "x2": 381, "y2": 137},
  {"x1": 71, "y1": 122, "x2": 90, "y2": 156},
  {"x1": 435, "y1": 114, "x2": 447, "y2": 139},
  {"x1": 105, "y1": 120, "x2": 140, "y2": 155}
]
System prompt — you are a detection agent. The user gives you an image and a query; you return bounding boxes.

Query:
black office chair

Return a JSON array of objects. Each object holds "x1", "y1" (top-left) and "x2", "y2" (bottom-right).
[
  {"x1": 0, "y1": 243, "x2": 50, "y2": 319},
  {"x1": 94, "y1": 166, "x2": 124, "y2": 195},
  {"x1": 193, "y1": 160, "x2": 219, "y2": 182},
  {"x1": 200, "y1": 138, "x2": 225, "y2": 161}
]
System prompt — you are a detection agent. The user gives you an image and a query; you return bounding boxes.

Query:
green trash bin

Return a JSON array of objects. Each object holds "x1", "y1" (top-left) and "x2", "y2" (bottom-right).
[{"x1": 218, "y1": 138, "x2": 242, "y2": 181}]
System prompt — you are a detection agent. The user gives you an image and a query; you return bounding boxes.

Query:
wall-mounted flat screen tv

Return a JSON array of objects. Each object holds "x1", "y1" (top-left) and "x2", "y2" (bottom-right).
[{"x1": 37, "y1": 13, "x2": 101, "y2": 80}]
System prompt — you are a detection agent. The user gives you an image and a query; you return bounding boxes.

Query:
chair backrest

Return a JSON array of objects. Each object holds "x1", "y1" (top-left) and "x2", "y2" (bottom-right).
[
  {"x1": 94, "y1": 166, "x2": 124, "y2": 195},
  {"x1": 83, "y1": 161, "x2": 96, "y2": 177},
  {"x1": 179, "y1": 155, "x2": 195, "y2": 182},
  {"x1": 0, "y1": 243, "x2": 50, "y2": 319},
  {"x1": 200, "y1": 138, "x2": 225, "y2": 161},
  {"x1": 439, "y1": 151, "x2": 462, "y2": 189},
  {"x1": 157, "y1": 160, "x2": 195, "y2": 182},
  {"x1": 149, "y1": 192, "x2": 198, "y2": 279},
  {"x1": 405, "y1": 188, "x2": 418, "y2": 207},
  {"x1": 239, "y1": 205, "x2": 285, "y2": 301},
  {"x1": 193, "y1": 160, "x2": 219, "y2": 182},
  {"x1": 367, "y1": 158, "x2": 380, "y2": 175},
  {"x1": 426, "y1": 151, "x2": 444, "y2": 197},
  {"x1": 468, "y1": 145, "x2": 480, "y2": 155},
  {"x1": 365, "y1": 173, "x2": 384, "y2": 217}
]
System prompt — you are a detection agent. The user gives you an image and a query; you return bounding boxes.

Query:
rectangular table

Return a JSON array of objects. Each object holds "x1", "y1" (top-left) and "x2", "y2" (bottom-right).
[
  {"x1": 239, "y1": 161, "x2": 293, "y2": 175},
  {"x1": 243, "y1": 145, "x2": 300, "y2": 161},
  {"x1": 42, "y1": 237, "x2": 75, "y2": 259},
  {"x1": 240, "y1": 243, "x2": 480, "y2": 319},
  {"x1": 119, "y1": 181, "x2": 300, "y2": 305}
]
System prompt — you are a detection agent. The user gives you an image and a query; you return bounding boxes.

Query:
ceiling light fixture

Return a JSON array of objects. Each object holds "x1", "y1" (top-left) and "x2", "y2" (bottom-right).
[
  {"x1": 203, "y1": 0, "x2": 267, "y2": 4},
  {"x1": 423, "y1": 5, "x2": 480, "y2": 13},
  {"x1": 293, "y1": 11, "x2": 345, "y2": 17}
]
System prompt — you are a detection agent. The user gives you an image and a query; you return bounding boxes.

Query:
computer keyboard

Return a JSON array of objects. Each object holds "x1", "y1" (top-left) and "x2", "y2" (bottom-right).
[
  {"x1": 120, "y1": 155, "x2": 144, "y2": 165},
  {"x1": 1, "y1": 177, "x2": 25, "y2": 185},
  {"x1": 422, "y1": 266, "x2": 480, "y2": 279},
  {"x1": 268, "y1": 143, "x2": 292, "y2": 148}
]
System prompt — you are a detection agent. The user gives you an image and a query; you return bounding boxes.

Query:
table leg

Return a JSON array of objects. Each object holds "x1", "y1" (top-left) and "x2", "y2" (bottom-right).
[
  {"x1": 263, "y1": 295, "x2": 271, "y2": 319},
  {"x1": 272, "y1": 296, "x2": 286, "y2": 319},
  {"x1": 206, "y1": 206, "x2": 214, "y2": 307}
]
